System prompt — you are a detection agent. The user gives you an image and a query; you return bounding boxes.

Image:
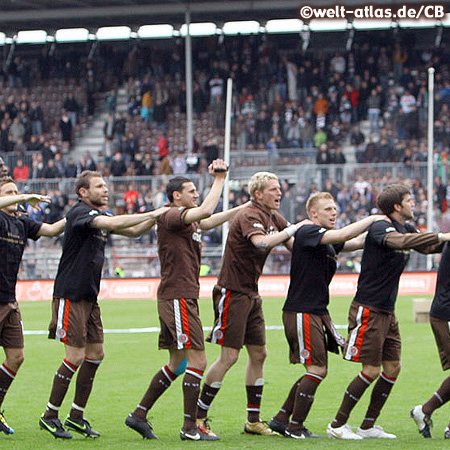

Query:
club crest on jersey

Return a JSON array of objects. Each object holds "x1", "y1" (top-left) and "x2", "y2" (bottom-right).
[
  {"x1": 214, "y1": 330, "x2": 223, "y2": 339},
  {"x1": 349, "y1": 346, "x2": 359, "y2": 356},
  {"x1": 179, "y1": 333, "x2": 189, "y2": 344}
]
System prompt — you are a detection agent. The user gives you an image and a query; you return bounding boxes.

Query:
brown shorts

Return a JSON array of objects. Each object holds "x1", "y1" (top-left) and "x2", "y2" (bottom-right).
[
  {"x1": 0, "y1": 302, "x2": 24, "y2": 349},
  {"x1": 283, "y1": 311, "x2": 345, "y2": 366},
  {"x1": 206, "y1": 286, "x2": 265, "y2": 349},
  {"x1": 344, "y1": 302, "x2": 401, "y2": 365},
  {"x1": 430, "y1": 315, "x2": 450, "y2": 371},
  {"x1": 48, "y1": 296, "x2": 104, "y2": 348},
  {"x1": 158, "y1": 298, "x2": 205, "y2": 351}
]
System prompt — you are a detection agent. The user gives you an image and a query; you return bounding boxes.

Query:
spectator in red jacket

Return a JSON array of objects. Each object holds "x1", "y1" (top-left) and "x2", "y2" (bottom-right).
[
  {"x1": 157, "y1": 132, "x2": 169, "y2": 161},
  {"x1": 13, "y1": 159, "x2": 29, "y2": 181}
]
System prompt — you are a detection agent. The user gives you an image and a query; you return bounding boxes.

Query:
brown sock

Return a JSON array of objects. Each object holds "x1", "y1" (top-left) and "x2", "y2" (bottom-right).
[
  {"x1": 45, "y1": 359, "x2": 79, "y2": 420},
  {"x1": 183, "y1": 367, "x2": 203, "y2": 430},
  {"x1": 423, "y1": 376, "x2": 450, "y2": 416},
  {"x1": 332, "y1": 371, "x2": 374, "y2": 428},
  {"x1": 360, "y1": 372, "x2": 396, "y2": 430},
  {"x1": 289, "y1": 373, "x2": 323, "y2": 430},
  {"x1": 197, "y1": 383, "x2": 221, "y2": 419},
  {"x1": 70, "y1": 357, "x2": 102, "y2": 420},
  {"x1": 0, "y1": 364, "x2": 16, "y2": 408},
  {"x1": 275, "y1": 377, "x2": 303, "y2": 423},
  {"x1": 134, "y1": 365, "x2": 177, "y2": 419},
  {"x1": 246, "y1": 384, "x2": 263, "y2": 423}
]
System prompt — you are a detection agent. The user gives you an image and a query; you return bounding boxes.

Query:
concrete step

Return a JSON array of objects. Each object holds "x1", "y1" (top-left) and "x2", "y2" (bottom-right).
[{"x1": 77, "y1": 136, "x2": 104, "y2": 146}]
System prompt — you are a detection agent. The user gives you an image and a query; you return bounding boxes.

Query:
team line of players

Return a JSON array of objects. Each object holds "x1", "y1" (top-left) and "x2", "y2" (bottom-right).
[{"x1": 0, "y1": 161, "x2": 449, "y2": 440}]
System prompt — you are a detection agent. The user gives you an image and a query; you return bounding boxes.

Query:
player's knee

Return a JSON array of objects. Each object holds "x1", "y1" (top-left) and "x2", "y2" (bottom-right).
[
  {"x1": 7, "y1": 351, "x2": 24, "y2": 370},
  {"x1": 250, "y1": 347, "x2": 267, "y2": 365},
  {"x1": 385, "y1": 361, "x2": 401, "y2": 378},
  {"x1": 362, "y1": 366, "x2": 380, "y2": 380},
  {"x1": 220, "y1": 351, "x2": 239, "y2": 368},
  {"x1": 93, "y1": 351, "x2": 105, "y2": 361}
]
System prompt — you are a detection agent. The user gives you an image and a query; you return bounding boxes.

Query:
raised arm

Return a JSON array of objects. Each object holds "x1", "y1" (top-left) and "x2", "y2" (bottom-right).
[
  {"x1": 90, "y1": 210, "x2": 162, "y2": 231},
  {"x1": 183, "y1": 159, "x2": 228, "y2": 225},
  {"x1": 320, "y1": 214, "x2": 386, "y2": 245},
  {"x1": 199, "y1": 201, "x2": 250, "y2": 230},
  {"x1": 250, "y1": 221, "x2": 304, "y2": 251},
  {"x1": 384, "y1": 231, "x2": 450, "y2": 254},
  {"x1": 342, "y1": 232, "x2": 368, "y2": 252},
  {"x1": 37, "y1": 218, "x2": 66, "y2": 237},
  {"x1": 0, "y1": 193, "x2": 50, "y2": 211},
  {"x1": 113, "y1": 207, "x2": 169, "y2": 237}
]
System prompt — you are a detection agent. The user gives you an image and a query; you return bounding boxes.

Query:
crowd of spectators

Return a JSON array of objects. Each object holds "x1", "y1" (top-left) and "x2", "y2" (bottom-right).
[
  {"x1": 0, "y1": 31, "x2": 448, "y2": 183},
  {"x1": 0, "y1": 31, "x2": 450, "y2": 245}
]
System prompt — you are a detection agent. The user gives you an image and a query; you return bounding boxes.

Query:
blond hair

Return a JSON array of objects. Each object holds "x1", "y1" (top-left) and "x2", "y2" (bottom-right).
[
  {"x1": 248, "y1": 172, "x2": 278, "y2": 200},
  {"x1": 306, "y1": 192, "x2": 334, "y2": 218}
]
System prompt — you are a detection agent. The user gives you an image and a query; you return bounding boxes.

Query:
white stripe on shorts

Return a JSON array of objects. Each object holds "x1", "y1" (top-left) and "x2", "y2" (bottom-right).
[
  {"x1": 296, "y1": 313, "x2": 306, "y2": 364},
  {"x1": 211, "y1": 288, "x2": 227, "y2": 344},
  {"x1": 173, "y1": 299, "x2": 183, "y2": 350},
  {"x1": 56, "y1": 298, "x2": 66, "y2": 342},
  {"x1": 345, "y1": 305, "x2": 364, "y2": 360}
]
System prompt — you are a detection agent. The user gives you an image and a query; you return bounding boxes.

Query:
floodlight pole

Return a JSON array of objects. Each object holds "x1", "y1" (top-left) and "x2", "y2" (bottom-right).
[
  {"x1": 427, "y1": 67, "x2": 435, "y2": 271},
  {"x1": 222, "y1": 78, "x2": 233, "y2": 255},
  {"x1": 185, "y1": 8, "x2": 194, "y2": 154}
]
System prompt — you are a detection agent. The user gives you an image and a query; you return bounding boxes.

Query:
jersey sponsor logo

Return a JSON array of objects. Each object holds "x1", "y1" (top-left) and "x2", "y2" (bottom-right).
[
  {"x1": 385, "y1": 227, "x2": 396, "y2": 232},
  {"x1": 192, "y1": 229, "x2": 202, "y2": 243},
  {"x1": 89, "y1": 210, "x2": 99, "y2": 216},
  {"x1": 301, "y1": 349, "x2": 310, "y2": 359},
  {"x1": 253, "y1": 223, "x2": 264, "y2": 229},
  {"x1": 349, "y1": 345, "x2": 359, "y2": 356},
  {"x1": 214, "y1": 329, "x2": 223, "y2": 340},
  {"x1": 179, "y1": 333, "x2": 189, "y2": 344}
]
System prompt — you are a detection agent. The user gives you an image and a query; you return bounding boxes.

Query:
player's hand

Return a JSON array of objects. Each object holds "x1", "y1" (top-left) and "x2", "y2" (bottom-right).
[
  {"x1": 150, "y1": 206, "x2": 170, "y2": 218},
  {"x1": 24, "y1": 194, "x2": 51, "y2": 211},
  {"x1": 372, "y1": 214, "x2": 390, "y2": 222},
  {"x1": 209, "y1": 159, "x2": 228, "y2": 178},
  {"x1": 296, "y1": 219, "x2": 313, "y2": 228}
]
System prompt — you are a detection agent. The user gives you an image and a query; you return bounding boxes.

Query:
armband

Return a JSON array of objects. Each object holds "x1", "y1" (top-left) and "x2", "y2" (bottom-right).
[{"x1": 284, "y1": 225, "x2": 297, "y2": 238}]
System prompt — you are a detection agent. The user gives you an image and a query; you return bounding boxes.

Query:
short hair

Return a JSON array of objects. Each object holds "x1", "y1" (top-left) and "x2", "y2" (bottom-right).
[
  {"x1": 248, "y1": 172, "x2": 278, "y2": 200},
  {"x1": 0, "y1": 176, "x2": 14, "y2": 189},
  {"x1": 166, "y1": 176, "x2": 192, "y2": 203},
  {"x1": 75, "y1": 170, "x2": 103, "y2": 197},
  {"x1": 376, "y1": 184, "x2": 410, "y2": 215},
  {"x1": 306, "y1": 192, "x2": 334, "y2": 217}
]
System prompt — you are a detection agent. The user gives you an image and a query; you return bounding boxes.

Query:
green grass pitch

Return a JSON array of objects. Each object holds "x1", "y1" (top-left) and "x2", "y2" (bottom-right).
[{"x1": 1, "y1": 294, "x2": 448, "y2": 449}]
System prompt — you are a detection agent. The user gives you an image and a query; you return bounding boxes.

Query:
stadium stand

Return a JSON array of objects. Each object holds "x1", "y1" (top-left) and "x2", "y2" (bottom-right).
[{"x1": 0, "y1": 21, "x2": 448, "y2": 279}]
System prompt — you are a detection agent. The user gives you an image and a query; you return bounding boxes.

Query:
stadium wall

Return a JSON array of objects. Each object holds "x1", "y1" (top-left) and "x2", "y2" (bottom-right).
[{"x1": 16, "y1": 272, "x2": 437, "y2": 301}]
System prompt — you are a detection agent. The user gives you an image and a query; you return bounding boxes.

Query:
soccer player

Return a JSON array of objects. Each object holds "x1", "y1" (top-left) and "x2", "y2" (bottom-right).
[
  {"x1": 327, "y1": 184, "x2": 450, "y2": 440},
  {"x1": 39, "y1": 170, "x2": 168, "y2": 439},
  {"x1": 196, "y1": 171, "x2": 304, "y2": 438},
  {"x1": 125, "y1": 159, "x2": 249, "y2": 441},
  {"x1": 269, "y1": 192, "x2": 385, "y2": 439},
  {"x1": 411, "y1": 241, "x2": 450, "y2": 438},
  {"x1": 0, "y1": 177, "x2": 65, "y2": 435}
]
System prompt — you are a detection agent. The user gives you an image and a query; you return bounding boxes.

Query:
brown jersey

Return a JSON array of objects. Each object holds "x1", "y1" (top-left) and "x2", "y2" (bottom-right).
[
  {"x1": 217, "y1": 200, "x2": 288, "y2": 296},
  {"x1": 157, "y1": 206, "x2": 202, "y2": 300}
]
